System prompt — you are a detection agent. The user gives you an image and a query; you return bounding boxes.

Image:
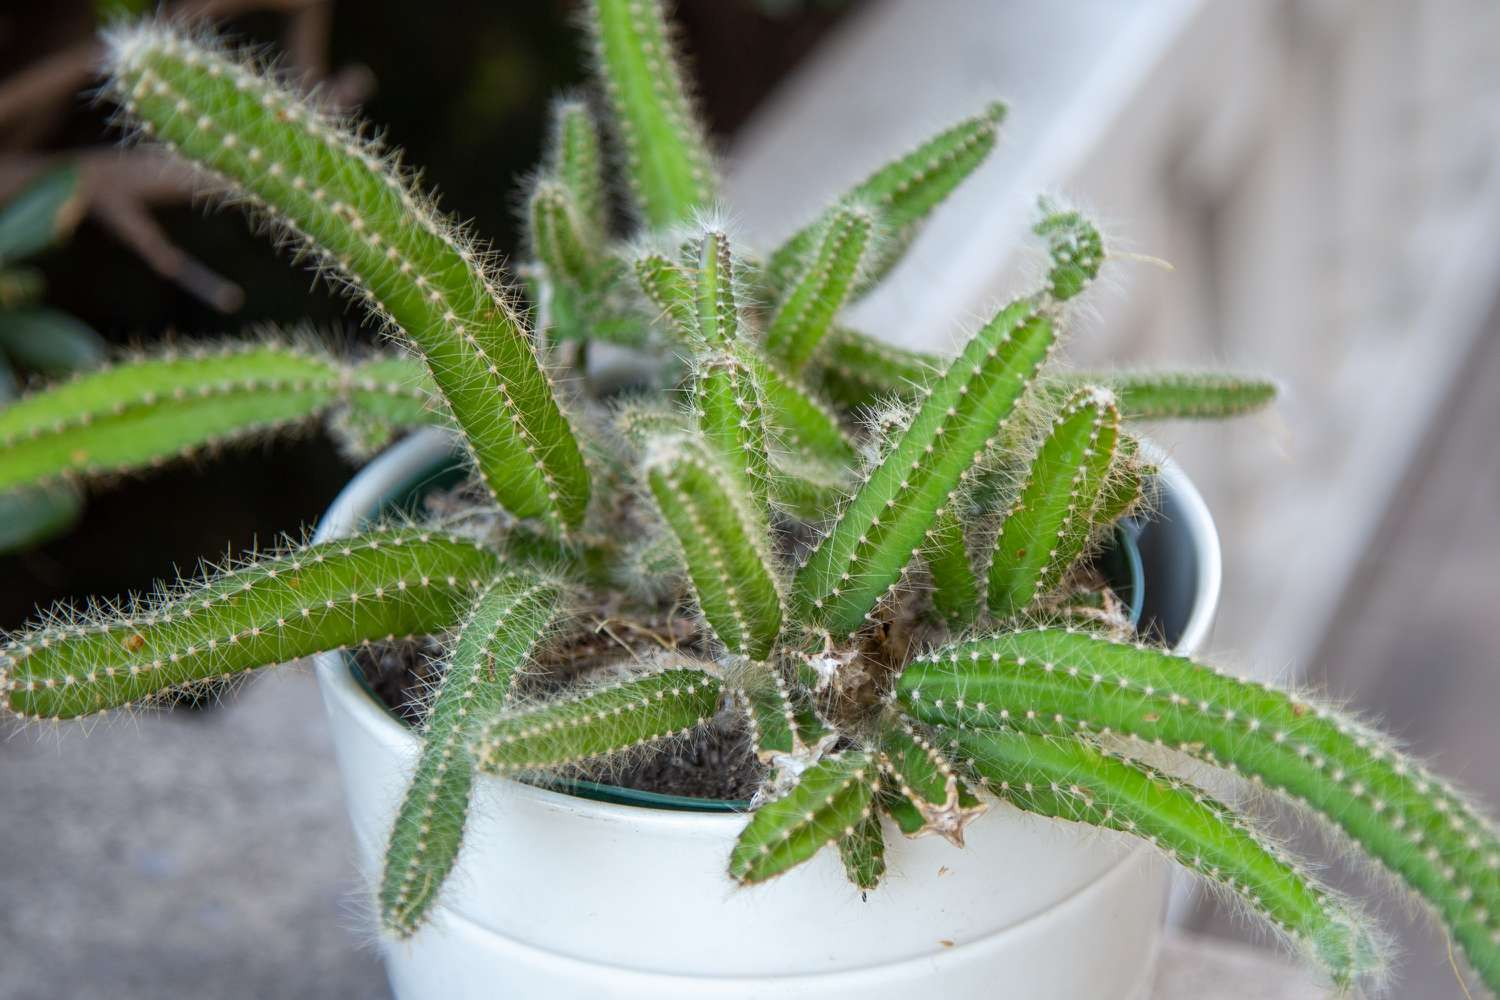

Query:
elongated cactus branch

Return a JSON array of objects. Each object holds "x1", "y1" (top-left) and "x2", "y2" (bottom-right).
[
  {"x1": 985, "y1": 385, "x2": 1120, "y2": 620},
  {"x1": 795, "y1": 297, "x2": 1055, "y2": 638},
  {"x1": 766, "y1": 103, "x2": 1007, "y2": 297},
  {"x1": 877, "y1": 713, "x2": 984, "y2": 844},
  {"x1": 588, "y1": 0, "x2": 715, "y2": 228},
  {"x1": 765, "y1": 204, "x2": 878, "y2": 371},
  {"x1": 0, "y1": 342, "x2": 436, "y2": 489},
  {"x1": 922, "y1": 509, "x2": 981, "y2": 630},
  {"x1": 471, "y1": 664, "x2": 723, "y2": 774},
  {"x1": 729, "y1": 750, "x2": 879, "y2": 884},
  {"x1": 948, "y1": 726, "x2": 1379, "y2": 986},
  {"x1": 693, "y1": 352, "x2": 772, "y2": 511},
  {"x1": 643, "y1": 436, "x2": 783, "y2": 658},
  {"x1": 104, "y1": 24, "x2": 589, "y2": 531},
  {"x1": 899, "y1": 628, "x2": 1500, "y2": 991},
  {"x1": 546, "y1": 98, "x2": 608, "y2": 241},
  {"x1": 3, "y1": 528, "x2": 498, "y2": 719},
  {"x1": 811, "y1": 326, "x2": 937, "y2": 410},
  {"x1": 1078, "y1": 372, "x2": 1280, "y2": 420},
  {"x1": 380, "y1": 575, "x2": 564, "y2": 937}
]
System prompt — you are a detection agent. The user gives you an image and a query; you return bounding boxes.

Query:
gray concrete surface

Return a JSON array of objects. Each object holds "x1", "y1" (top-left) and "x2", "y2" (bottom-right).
[{"x1": 0, "y1": 669, "x2": 390, "y2": 1000}]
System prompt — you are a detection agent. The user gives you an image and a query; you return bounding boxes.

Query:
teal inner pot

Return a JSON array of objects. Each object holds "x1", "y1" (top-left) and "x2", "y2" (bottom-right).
[{"x1": 343, "y1": 446, "x2": 1147, "y2": 814}]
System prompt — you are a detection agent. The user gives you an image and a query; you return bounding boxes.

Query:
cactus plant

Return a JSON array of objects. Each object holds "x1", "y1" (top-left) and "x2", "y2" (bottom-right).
[{"x1": 2, "y1": 7, "x2": 1496, "y2": 994}]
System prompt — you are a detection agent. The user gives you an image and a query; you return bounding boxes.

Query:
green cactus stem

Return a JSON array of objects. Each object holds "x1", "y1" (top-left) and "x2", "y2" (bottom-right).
[
  {"x1": 1076, "y1": 372, "x2": 1279, "y2": 420},
  {"x1": 922, "y1": 508, "x2": 981, "y2": 631},
  {"x1": 765, "y1": 102, "x2": 1008, "y2": 297},
  {"x1": 839, "y1": 808, "x2": 887, "y2": 890},
  {"x1": 693, "y1": 229, "x2": 740, "y2": 348},
  {"x1": 1034, "y1": 202, "x2": 1105, "y2": 302},
  {"x1": 0, "y1": 343, "x2": 436, "y2": 490},
  {"x1": 634, "y1": 250, "x2": 696, "y2": 339},
  {"x1": 764, "y1": 204, "x2": 878, "y2": 372},
  {"x1": 877, "y1": 713, "x2": 984, "y2": 843},
  {"x1": 693, "y1": 352, "x2": 772, "y2": 510},
  {"x1": 470, "y1": 664, "x2": 723, "y2": 774},
  {"x1": 529, "y1": 180, "x2": 598, "y2": 290},
  {"x1": 2, "y1": 528, "x2": 499, "y2": 720},
  {"x1": 644, "y1": 437, "x2": 783, "y2": 659},
  {"x1": 899, "y1": 628, "x2": 1500, "y2": 991},
  {"x1": 947, "y1": 726, "x2": 1377, "y2": 986},
  {"x1": 546, "y1": 98, "x2": 608, "y2": 240},
  {"x1": 810, "y1": 326, "x2": 937, "y2": 410},
  {"x1": 729, "y1": 665, "x2": 799, "y2": 762},
  {"x1": 985, "y1": 386, "x2": 1120, "y2": 620},
  {"x1": 380, "y1": 575, "x2": 564, "y2": 938},
  {"x1": 588, "y1": 0, "x2": 715, "y2": 228},
  {"x1": 794, "y1": 296, "x2": 1056, "y2": 638},
  {"x1": 1093, "y1": 434, "x2": 1151, "y2": 526},
  {"x1": 729, "y1": 750, "x2": 879, "y2": 884},
  {"x1": 740, "y1": 347, "x2": 858, "y2": 469},
  {"x1": 104, "y1": 25, "x2": 589, "y2": 531}
]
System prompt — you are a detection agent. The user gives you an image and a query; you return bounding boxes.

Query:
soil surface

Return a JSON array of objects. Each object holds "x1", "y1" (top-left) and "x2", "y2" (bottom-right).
[{"x1": 354, "y1": 639, "x2": 767, "y2": 802}]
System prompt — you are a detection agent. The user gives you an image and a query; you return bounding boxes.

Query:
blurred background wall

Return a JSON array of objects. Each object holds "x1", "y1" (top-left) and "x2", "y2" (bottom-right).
[{"x1": 2, "y1": 0, "x2": 1497, "y2": 997}]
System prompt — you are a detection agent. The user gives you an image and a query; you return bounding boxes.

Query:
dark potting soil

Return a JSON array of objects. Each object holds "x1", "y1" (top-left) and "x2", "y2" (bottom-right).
[{"x1": 354, "y1": 638, "x2": 767, "y2": 802}]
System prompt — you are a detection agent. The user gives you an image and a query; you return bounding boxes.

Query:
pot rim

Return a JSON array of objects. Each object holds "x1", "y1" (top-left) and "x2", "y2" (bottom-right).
[{"x1": 312, "y1": 427, "x2": 1220, "y2": 826}]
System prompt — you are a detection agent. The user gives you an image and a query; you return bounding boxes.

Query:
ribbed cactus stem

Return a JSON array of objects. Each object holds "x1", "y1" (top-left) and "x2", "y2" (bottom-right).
[
  {"x1": 764, "y1": 204, "x2": 877, "y2": 371},
  {"x1": 0, "y1": 343, "x2": 436, "y2": 489},
  {"x1": 644, "y1": 437, "x2": 783, "y2": 659},
  {"x1": 947, "y1": 727, "x2": 1378, "y2": 986},
  {"x1": 694, "y1": 229, "x2": 738, "y2": 347},
  {"x1": 2, "y1": 529, "x2": 499, "y2": 719},
  {"x1": 922, "y1": 509, "x2": 981, "y2": 630},
  {"x1": 470, "y1": 664, "x2": 723, "y2": 774},
  {"x1": 546, "y1": 98, "x2": 608, "y2": 239},
  {"x1": 588, "y1": 0, "x2": 715, "y2": 228},
  {"x1": 811, "y1": 326, "x2": 937, "y2": 410},
  {"x1": 103, "y1": 24, "x2": 589, "y2": 531},
  {"x1": 985, "y1": 385, "x2": 1120, "y2": 620},
  {"x1": 877, "y1": 713, "x2": 984, "y2": 844},
  {"x1": 693, "y1": 352, "x2": 772, "y2": 510},
  {"x1": 1091, "y1": 372, "x2": 1280, "y2": 420},
  {"x1": 729, "y1": 750, "x2": 880, "y2": 884},
  {"x1": 838, "y1": 808, "x2": 887, "y2": 890},
  {"x1": 898, "y1": 628, "x2": 1500, "y2": 991},
  {"x1": 379, "y1": 575, "x2": 563, "y2": 938},
  {"x1": 794, "y1": 296, "x2": 1055, "y2": 637},
  {"x1": 1034, "y1": 203, "x2": 1104, "y2": 301},
  {"x1": 739, "y1": 347, "x2": 857, "y2": 469},
  {"x1": 766, "y1": 102, "x2": 1007, "y2": 296},
  {"x1": 529, "y1": 180, "x2": 597, "y2": 289},
  {"x1": 633, "y1": 250, "x2": 695, "y2": 340}
]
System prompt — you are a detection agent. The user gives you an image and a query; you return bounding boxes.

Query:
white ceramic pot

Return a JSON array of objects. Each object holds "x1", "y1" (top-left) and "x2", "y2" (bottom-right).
[{"x1": 313, "y1": 428, "x2": 1221, "y2": 1000}]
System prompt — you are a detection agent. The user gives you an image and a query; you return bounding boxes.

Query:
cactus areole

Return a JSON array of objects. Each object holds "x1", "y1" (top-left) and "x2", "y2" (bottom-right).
[{"x1": 2, "y1": 4, "x2": 1497, "y2": 998}]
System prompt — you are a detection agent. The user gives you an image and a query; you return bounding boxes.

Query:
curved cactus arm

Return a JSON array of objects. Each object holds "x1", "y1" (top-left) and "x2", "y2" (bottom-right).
[
  {"x1": 923, "y1": 509, "x2": 981, "y2": 630},
  {"x1": 0, "y1": 343, "x2": 443, "y2": 488},
  {"x1": 2, "y1": 528, "x2": 499, "y2": 720},
  {"x1": 1033, "y1": 201, "x2": 1105, "y2": 302},
  {"x1": 470, "y1": 663, "x2": 723, "y2": 775},
  {"x1": 876, "y1": 713, "x2": 984, "y2": 843},
  {"x1": 764, "y1": 205, "x2": 878, "y2": 372},
  {"x1": 793, "y1": 297, "x2": 1055, "y2": 638},
  {"x1": 1071, "y1": 372, "x2": 1280, "y2": 421},
  {"x1": 810, "y1": 326, "x2": 937, "y2": 411},
  {"x1": 765, "y1": 102, "x2": 1007, "y2": 298},
  {"x1": 634, "y1": 250, "x2": 696, "y2": 339},
  {"x1": 586, "y1": 0, "x2": 715, "y2": 229},
  {"x1": 0, "y1": 343, "x2": 338, "y2": 491},
  {"x1": 839, "y1": 808, "x2": 887, "y2": 890},
  {"x1": 643, "y1": 437, "x2": 783, "y2": 659},
  {"x1": 104, "y1": 23, "x2": 589, "y2": 532},
  {"x1": 767, "y1": 453, "x2": 849, "y2": 523},
  {"x1": 380, "y1": 575, "x2": 564, "y2": 938},
  {"x1": 1093, "y1": 434, "x2": 1150, "y2": 526},
  {"x1": 729, "y1": 667, "x2": 798, "y2": 763},
  {"x1": 985, "y1": 386, "x2": 1120, "y2": 620},
  {"x1": 898, "y1": 628, "x2": 1500, "y2": 992},
  {"x1": 739, "y1": 347, "x2": 858, "y2": 471},
  {"x1": 693, "y1": 352, "x2": 772, "y2": 510},
  {"x1": 545, "y1": 98, "x2": 608, "y2": 240},
  {"x1": 729, "y1": 750, "x2": 879, "y2": 885},
  {"x1": 946, "y1": 727, "x2": 1378, "y2": 987},
  {"x1": 529, "y1": 180, "x2": 598, "y2": 291}
]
